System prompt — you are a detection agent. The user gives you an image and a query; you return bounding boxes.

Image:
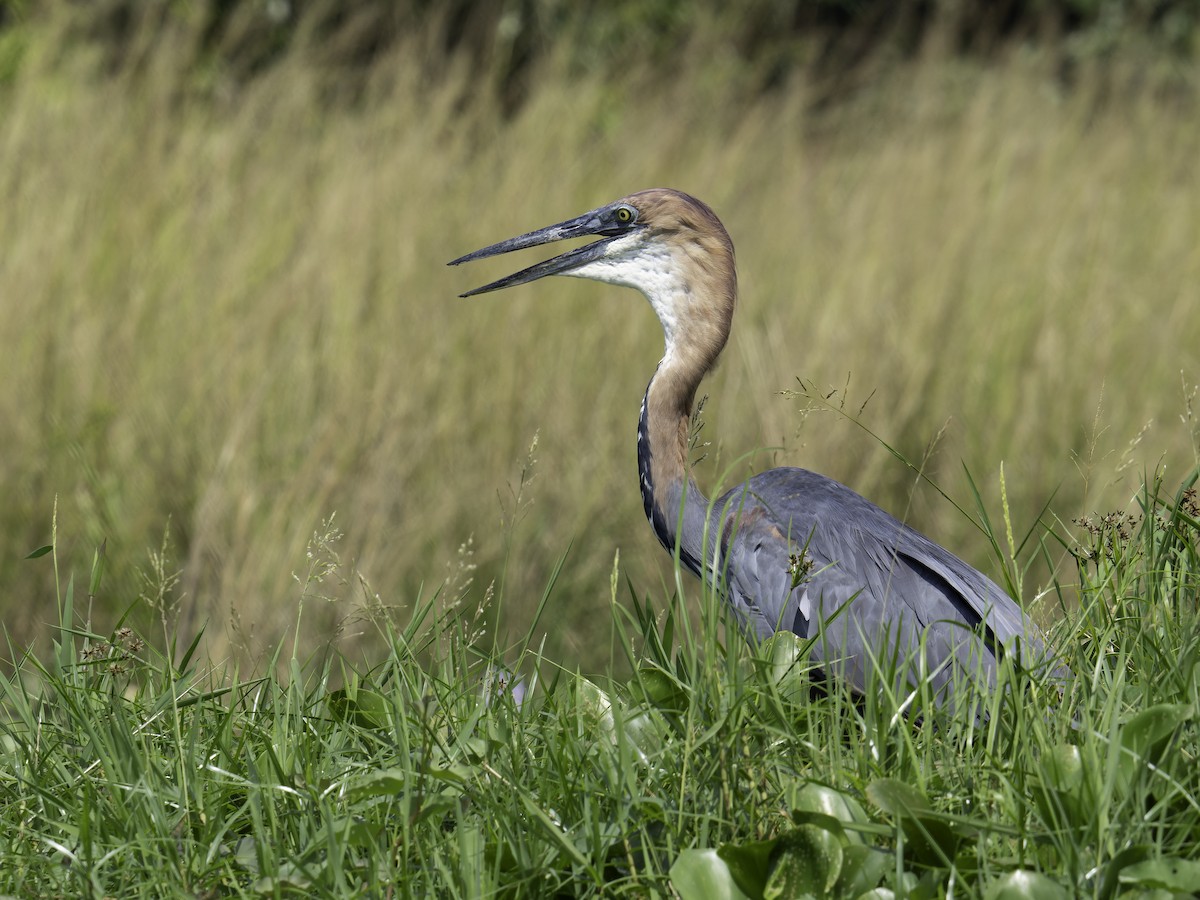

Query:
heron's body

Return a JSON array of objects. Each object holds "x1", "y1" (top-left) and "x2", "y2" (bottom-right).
[{"x1": 451, "y1": 189, "x2": 1055, "y2": 698}]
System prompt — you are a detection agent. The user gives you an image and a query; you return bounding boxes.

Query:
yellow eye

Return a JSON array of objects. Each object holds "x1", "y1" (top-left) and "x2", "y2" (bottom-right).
[{"x1": 616, "y1": 206, "x2": 635, "y2": 224}]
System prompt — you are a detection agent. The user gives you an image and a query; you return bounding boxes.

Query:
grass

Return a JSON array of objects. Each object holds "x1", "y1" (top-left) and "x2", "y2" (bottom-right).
[{"x1": 1, "y1": 476, "x2": 1197, "y2": 897}]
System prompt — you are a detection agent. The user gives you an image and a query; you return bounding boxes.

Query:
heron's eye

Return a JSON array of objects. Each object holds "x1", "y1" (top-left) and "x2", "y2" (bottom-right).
[{"x1": 615, "y1": 206, "x2": 636, "y2": 224}]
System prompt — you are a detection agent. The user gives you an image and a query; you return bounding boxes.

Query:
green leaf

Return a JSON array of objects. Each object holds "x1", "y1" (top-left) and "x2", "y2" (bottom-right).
[
  {"x1": 763, "y1": 826, "x2": 843, "y2": 899},
  {"x1": 1034, "y1": 743, "x2": 1093, "y2": 830},
  {"x1": 792, "y1": 782, "x2": 870, "y2": 844},
  {"x1": 622, "y1": 709, "x2": 664, "y2": 760},
  {"x1": 575, "y1": 677, "x2": 614, "y2": 720},
  {"x1": 670, "y1": 849, "x2": 753, "y2": 900},
  {"x1": 1120, "y1": 704, "x2": 1194, "y2": 756},
  {"x1": 866, "y1": 779, "x2": 962, "y2": 866},
  {"x1": 347, "y1": 768, "x2": 409, "y2": 801},
  {"x1": 632, "y1": 665, "x2": 687, "y2": 710},
  {"x1": 717, "y1": 838, "x2": 775, "y2": 898},
  {"x1": 768, "y1": 632, "x2": 812, "y2": 700},
  {"x1": 1116, "y1": 703, "x2": 1194, "y2": 789},
  {"x1": 327, "y1": 688, "x2": 391, "y2": 728},
  {"x1": 1041, "y1": 744, "x2": 1083, "y2": 793},
  {"x1": 833, "y1": 845, "x2": 892, "y2": 898},
  {"x1": 25, "y1": 544, "x2": 53, "y2": 559},
  {"x1": 866, "y1": 777, "x2": 933, "y2": 815},
  {"x1": 984, "y1": 870, "x2": 1069, "y2": 900},
  {"x1": 1119, "y1": 857, "x2": 1200, "y2": 892},
  {"x1": 1097, "y1": 845, "x2": 1153, "y2": 900}
]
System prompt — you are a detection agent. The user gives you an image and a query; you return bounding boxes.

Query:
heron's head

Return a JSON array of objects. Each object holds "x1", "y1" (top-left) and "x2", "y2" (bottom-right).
[{"x1": 449, "y1": 189, "x2": 736, "y2": 357}]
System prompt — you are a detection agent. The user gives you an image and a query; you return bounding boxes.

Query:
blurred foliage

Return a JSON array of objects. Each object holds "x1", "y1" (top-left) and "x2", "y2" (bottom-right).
[
  {"x1": 0, "y1": 0, "x2": 1197, "y2": 672},
  {"x1": 2, "y1": 0, "x2": 1199, "y2": 107}
]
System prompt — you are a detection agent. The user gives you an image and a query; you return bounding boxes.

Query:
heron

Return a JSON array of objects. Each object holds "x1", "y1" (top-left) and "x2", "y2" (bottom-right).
[{"x1": 449, "y1": 188, "x2": 1057, "y2": 702}]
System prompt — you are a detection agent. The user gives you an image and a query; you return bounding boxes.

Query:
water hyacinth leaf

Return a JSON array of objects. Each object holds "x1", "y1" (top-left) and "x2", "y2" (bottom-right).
[
  {"x1": 855, "y1": 890, "x2": 896, "y2": 900},
  {"x1": 575, "y1": 677, "x2": 619, "y2": 741},
  {"x1": 327, "y1": 688, "x2": 391, "y2": 729},
  {"x1": 1118, "y1": 858, "x2": 1200, "y2": 892},
  {"x1": 622, "y1": 709, "x2": 662, "y2": 761},
  {"x1": 866, "y1": 779, "x2": 961, "y2": 865},
  {"x1": 575, "y1": 677, "x2": 614, "y2": 718},
  {"x1": 789, "y1": 809, "x2": 850, "y2": 845},
  {"x1": 1119, "y1": 703, "x2": 1194, "y2": 755},
  {"x1": 1096, "y1": 845, "x2": 1153, "y2": 900},
  {"x1": 984, "y1": 870, "x2": 1069, "y2": 900},
  {"x1": 330, "y1": 815, "x2": 384, "y2": 847},
  {"x1": 670, "y1": 849, "x2": 752, "y2": 900},
  {"x1": 833, "y1": 845, "x2": 892, "y2": 898},
  {"x1": 717, "y1": 837, "x2": 775, "y2": 898},
  {"x1": 425, "y1": 761, "x2": 473, "y2": 786},
  {"x1": 1116, "y1": 703, "x2": 1194, "y2": 789},
  {"x1": 912, "y1": 868, "x2": 951, "y2": 898},
  {"x1": 632, "y1": 665, "x2": 687, "y2": 710},
  {"x1": 792, "y1": 782, "x2": 870, "y2": 844},
  {"x1": 866, "y1": 778, "x2": 934, "y2": 815},
  {"x1": 348, "y1": 768, "x2": 410, "y2": 801},
  {"x1": 1035, "y1": 744, "x2": 1092, "y2": 829},
  {"x1": 763, "y1": 825, "x2": 843, "y2": 899},
  {"x1": 254, "y1": 861, "x2": 314, "y2": 893},
  {"x1": 767, "y1": 632, "x2": 812, "y2": 699},
  {"x1": 577, "y1": 674, "x2": 659, "y2": 762},
  {"x1": 1042, "y1": 744, "x2": 1083, "y2": 793}
]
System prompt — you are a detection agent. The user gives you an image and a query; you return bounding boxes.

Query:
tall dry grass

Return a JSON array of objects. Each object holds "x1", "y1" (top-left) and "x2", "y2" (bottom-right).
[{"x1": 1, "y1": 18, "x2": 1198, "y2": 670}]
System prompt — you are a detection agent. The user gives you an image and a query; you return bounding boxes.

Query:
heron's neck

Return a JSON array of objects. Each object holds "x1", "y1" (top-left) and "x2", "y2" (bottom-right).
[
  {"x1": 637, "y1": 346, "x2": 719, "y2": 577},
  {"x1": 631, "y1": 236, "x2": 736, "y2": 576}
]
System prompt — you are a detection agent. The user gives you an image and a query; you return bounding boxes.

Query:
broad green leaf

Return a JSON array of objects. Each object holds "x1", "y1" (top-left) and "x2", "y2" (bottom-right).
[
  {"x1": 793, "y1": 781, "x2": 870, "y2": 844},
  {"x1": 1042, "y1": 744, "x2": 1083, "y2": 793},
  {"x1": 348, "y1": 768, "x2": 409, "y2": 801},
  {"x1": 1097, "y1": 845, "x2": 1152, "y2": 900},
  {"x1": 327, "y1": 688, "x2": 391, "y2": 728},
  {"x1": 768, "y1": 632, "x2": 812, "y2": 700},
  {"x1": 867, "y1": 778, "x2": 933, "y2": 815},
  {"x1": 424, "y1": 761, "x2": 472, "y2": 786},
  {"x1": 1120, "y1": 704, "x2": 1194, "y2": 755},
  {"x1": 1119, "y1": 857, "x2": 1200, "y2": 892},
  {"x1": 670, "y1": 849, "x2": 753, "y2": 900},
  {"x1": 763, "y1": 826, "x2": 843, "y2": 899},
  {"x1": 834, "y1": 845, "x2": 892, "y2": 898},
  {"x1": 985, "y1": 870, "x2": 1069, "y2": 900},
  {"x1": 717, "y1": 837, "x2": 775, "y2": 898},
  {"x1": 1034, "y1": 743, "x2": 1092, "y2": 830},
  {"x1": 1116, "y1": 704, "x2": 1194, "y2": 790},
  {"x1": 254, "y1": 861, "x2": 315, "y2": 893},
  {"x1": 623, "y1": 708, "x2": 664, "y2": 759},
  {"x1": 632, "y1": 665, "x2": 687, "y2": 710},
  {"x1": 866, "y1": 778, "x2": 961, "y2": 866},
  {"x1": 578, "y1": 675, "x2": 657, "y2": 763},
  {"x1": 575, "y1": 677, "x2": 614, "y2": 721}
]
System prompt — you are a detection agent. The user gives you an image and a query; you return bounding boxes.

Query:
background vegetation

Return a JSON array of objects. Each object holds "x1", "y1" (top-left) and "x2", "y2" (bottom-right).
[
  {"x1": 1, "y1": 462, "x2": 1197, "y2": 896},
  {"x1": 1, "y1": 1, "x2": 1198, "y2": 674},
  {"x1": 1, "y1": 2, "x2": 1199, "y2": 896}
]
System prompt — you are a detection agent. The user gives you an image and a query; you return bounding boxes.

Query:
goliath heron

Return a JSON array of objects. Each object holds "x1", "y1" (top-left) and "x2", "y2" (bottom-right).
[{"x1": 450, "y1": 189, "x2": 1057, "y2": 701}]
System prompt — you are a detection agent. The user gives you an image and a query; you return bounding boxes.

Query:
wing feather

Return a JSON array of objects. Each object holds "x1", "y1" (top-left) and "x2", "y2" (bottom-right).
[{"x1": 712, "y1": 467, "x2": 1051, "y2": 697}]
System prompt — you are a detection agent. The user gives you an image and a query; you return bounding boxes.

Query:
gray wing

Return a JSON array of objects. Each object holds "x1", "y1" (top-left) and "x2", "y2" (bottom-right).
[{"x1": 712, "y1": 467, "x2": 1050, "y2": 698}]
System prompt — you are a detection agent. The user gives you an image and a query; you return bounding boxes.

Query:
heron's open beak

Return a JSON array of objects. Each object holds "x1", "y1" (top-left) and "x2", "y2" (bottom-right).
[{"x1": 448, "y1": 206, "x2": 637, "y2": 298}]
